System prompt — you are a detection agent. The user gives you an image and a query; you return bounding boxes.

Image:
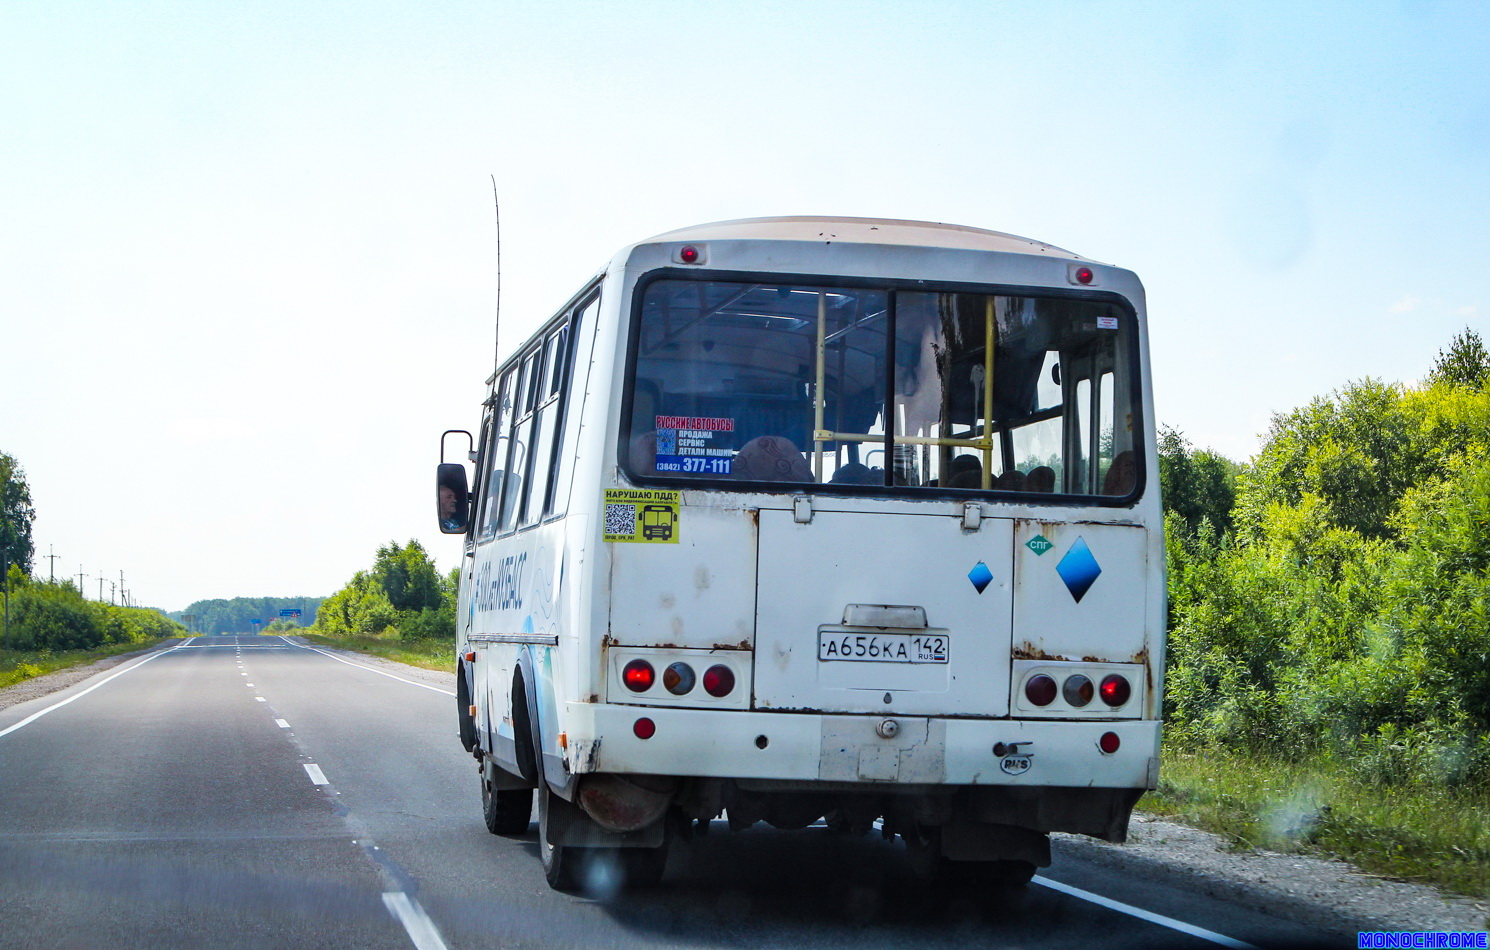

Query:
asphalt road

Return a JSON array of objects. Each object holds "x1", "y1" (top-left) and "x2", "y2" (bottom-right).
[{"x1": 0, "y1": 636, "x2": 1345, "y2": 949}]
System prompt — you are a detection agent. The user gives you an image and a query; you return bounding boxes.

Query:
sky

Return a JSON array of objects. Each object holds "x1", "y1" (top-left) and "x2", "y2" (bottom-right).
[{"x1": 2, "y1": 0, "x2": 1487, "y2": 611}]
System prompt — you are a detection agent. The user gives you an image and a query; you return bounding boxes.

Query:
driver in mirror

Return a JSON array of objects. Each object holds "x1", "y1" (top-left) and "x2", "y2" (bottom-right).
[{"x1": 439, "y1": 484, "x2": 464, "y2": 531}]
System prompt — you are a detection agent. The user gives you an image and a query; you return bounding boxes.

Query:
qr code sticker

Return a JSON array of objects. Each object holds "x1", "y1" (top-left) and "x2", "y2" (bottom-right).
[{"x1": 605, "y1": 503, "x2": 636, "y2": 536}]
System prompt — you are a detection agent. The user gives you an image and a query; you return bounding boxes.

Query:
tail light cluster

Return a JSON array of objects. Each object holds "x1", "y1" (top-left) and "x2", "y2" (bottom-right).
[
  {"x1": 1014, "y1": 661, "x2": 1142, "y2": 719},
  {"x1": 1024, "y1": 673, "x2": 1130, "y2": 709},
  {"x1": 612, "y1": 649, "x2": 749, "y2": 709},
  {"x1": 623, "y1": 658, "x2": 735, "y2": 698}
]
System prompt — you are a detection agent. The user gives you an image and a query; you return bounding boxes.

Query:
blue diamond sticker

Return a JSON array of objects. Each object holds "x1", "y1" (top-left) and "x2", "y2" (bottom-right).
[
  {"x1": 967, "y1": 561, "x2": 994, "y2": 594},
  {"x1": 1056, "y1": 537, "x2": 1102, "y2": 603}
]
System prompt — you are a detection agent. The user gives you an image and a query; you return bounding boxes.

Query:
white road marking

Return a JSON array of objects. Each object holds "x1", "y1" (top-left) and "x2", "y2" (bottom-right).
[
  {"x1": 0, "y1": 639, "x2": 192, "y2": 740},
  {"x1": 274, "y1": 719, "x2": 290, "y2": 729},
  {"x1": 282, "y1": 638, "x2": 455, "y2": 697},
  {"x1": 1034, "y1": 876, "x2": 1258, "y2": 949},
  {"x1": 255, "y1": 697, "x2": 266, "y2": 702},
  {"x1": 381, "y1": 892, "x2": 450, "y2": 950},
  {"x1": 303, "y1": 764, "x2": 329, "y2": 785}
]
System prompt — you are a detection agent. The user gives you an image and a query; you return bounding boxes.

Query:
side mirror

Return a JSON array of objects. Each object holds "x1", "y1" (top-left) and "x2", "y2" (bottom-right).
[{"x1": 437, "y1": 463, "x2": 471, "y2": 534}]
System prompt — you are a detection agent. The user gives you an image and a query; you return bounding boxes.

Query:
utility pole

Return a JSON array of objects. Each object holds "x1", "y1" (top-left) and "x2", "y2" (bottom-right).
[
  {"x1": 110, "y1": 581, "x2": 117, "y2": 605},
  {"x1": 98, "y1": 573, "x2": 105, "y2": 601},
  {"x1": 119, "y1": 571, "x2": 126, "y2": 608},
  {"x1": 46, "y1": 545, "x2": 60, "y2": 583},
  {"x1": 77, "y1": 566, "x2": 87, "y2": 593},
  {"x1": 2, "y1": 545, "x2": 9, "y2": 654}
]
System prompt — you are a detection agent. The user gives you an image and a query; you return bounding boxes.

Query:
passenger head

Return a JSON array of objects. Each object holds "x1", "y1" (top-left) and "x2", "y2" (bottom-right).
[
  {"x1": 629, "y1": 432, "x2": 657, "y2": 474},
  {"x1": 829, "y1": 461, "x2": 882, "y2": 485},
  {"x1": 1025, "y1": 466, "x2": 1056, "y2": 493},
  {"x1": 733, "y1": 436, "x2": 813, "y2": 482}
]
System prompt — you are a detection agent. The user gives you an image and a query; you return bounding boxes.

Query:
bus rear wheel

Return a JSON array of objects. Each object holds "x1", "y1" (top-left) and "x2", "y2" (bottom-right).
[
  {"x1": 481, "y1": 772, "x2": 533, "y2": 836},
  {"x1": 538, "y1": 785, "x2": 583, "y2": 890}
]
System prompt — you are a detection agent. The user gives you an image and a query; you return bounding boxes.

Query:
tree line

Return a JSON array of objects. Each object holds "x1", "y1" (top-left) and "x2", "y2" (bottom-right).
[
  {"x1": 1, "y1": 452, "x2": 185, "y2": 652},
  {"x1": 1161, "y1": 328, "x2": 1490, "y2": 787},
  {"x1": 170, "y1": 597, "x2": 326, "y2": 635},
  {"x1": 315, "y1": 540, "x2": 456, "y2": 640}
]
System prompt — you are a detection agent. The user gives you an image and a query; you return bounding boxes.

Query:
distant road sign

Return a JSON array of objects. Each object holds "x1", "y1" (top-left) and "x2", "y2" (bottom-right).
[
  {"x1": 249, "y1": 619, "x2": 261, "y2": 626},
  {"x1": 279, "y1": 609, "x2": 302, "y2": 618}
]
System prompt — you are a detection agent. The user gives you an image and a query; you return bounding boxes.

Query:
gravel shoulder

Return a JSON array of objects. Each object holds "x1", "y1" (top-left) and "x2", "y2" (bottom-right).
[
  {"x1": 1056, "y1": 816, "x2": 1487, "y2": 939},
  {"x1": 5, "y1": 638, "x2": 1484, "y2": 939},
  {"x1": 0, "y1": 643, "x2": 168, "y2": 714}
]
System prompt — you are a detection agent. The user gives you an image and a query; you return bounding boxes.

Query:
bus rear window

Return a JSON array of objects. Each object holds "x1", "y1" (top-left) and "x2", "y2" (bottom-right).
[{"x1": 624, "y1": 278, "x2": 1140, "y2": 498}]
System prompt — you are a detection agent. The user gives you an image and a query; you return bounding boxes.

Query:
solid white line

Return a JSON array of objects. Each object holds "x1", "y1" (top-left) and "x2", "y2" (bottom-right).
[
  {"x1": 0, "y1": 639, "x2": 192, "y2": 740},
  {"x1": 303, "y1": 763, "x2": 329, "y2": 785},
  {"x1": 381, "y1": 892, "x2": 450, "y2": 950},
  {"x1": 1034, "y1": 876, "x2": 1258, "y2": 949},
  {"x1": 274, "y1": 719, "x2": 291, "y2": 729},
  {"x1": 283, "y1": 638, "x2": 455, "y2": 697}
]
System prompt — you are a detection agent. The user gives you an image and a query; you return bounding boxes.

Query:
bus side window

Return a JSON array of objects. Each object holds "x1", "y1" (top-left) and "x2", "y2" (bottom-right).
[
  {"x1": 520, "y1": 331, "x2": 564, "y2": 527},
  {"x1": 548, "y1": 293, "x2": 596, "y2": 518},
  {"x1": 498, "y1": 353, "x2": 538, "y2": 533},
  {"x1": 482, "y1": 370, "x2": 517, "y2": 540}
]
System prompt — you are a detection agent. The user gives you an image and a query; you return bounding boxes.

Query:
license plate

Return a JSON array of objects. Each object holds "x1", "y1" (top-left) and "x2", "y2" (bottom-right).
[{"x1": 818, "y1": 632, "x2": 949, "y2": 664}]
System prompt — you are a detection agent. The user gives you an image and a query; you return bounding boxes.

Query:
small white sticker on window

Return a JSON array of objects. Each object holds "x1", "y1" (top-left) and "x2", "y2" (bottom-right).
[{"x1": 1097, "y1": 316, "x2": 1119, "y2": 330}]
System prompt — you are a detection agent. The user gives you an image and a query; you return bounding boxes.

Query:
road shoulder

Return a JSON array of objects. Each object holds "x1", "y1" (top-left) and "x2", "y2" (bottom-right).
[{"x1": 1055, "y1": 813, "x2": 1488, "y2": 938}]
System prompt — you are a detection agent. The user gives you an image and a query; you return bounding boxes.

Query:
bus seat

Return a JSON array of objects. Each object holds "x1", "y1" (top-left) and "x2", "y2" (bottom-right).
[
  {"x1": 1025, "y1": 466, "x2": 1056, "y2": 493},
  {"x1": 733, "y1": 436, "x2": 813, "y2": 482},
  {"x1": 1103, "y1": 451, "x2": 1136, "y2": 495}
]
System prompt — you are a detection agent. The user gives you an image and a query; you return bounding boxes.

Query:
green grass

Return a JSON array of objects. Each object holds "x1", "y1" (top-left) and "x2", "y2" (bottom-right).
[
  {"x1": 1149, "y1": 747, "x2": 1490, "y2": 902},
  {"x1": 0, "y1": 637, "x2": 183, "y2": 690},
  {"x1": 299, "y1": 631, "x2": 455, "y2": 672}
]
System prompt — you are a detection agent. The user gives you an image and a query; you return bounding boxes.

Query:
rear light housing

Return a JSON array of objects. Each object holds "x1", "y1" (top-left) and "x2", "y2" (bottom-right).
[
  {"x1": 1012, "y1": 660, "x2": 1143, "y2": 718},
  {"x1": 609, "y1": 648, "x2": 749, "y2": 710}
]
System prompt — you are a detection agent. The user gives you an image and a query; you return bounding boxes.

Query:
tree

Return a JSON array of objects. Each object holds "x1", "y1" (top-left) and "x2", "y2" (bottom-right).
[
  {"x1": 1428, "y1": 327, "x2": 1489, "y2": 390},
  {"x1": 1157, "y1": 426, "x2": 1240, "y2": 537},
  {"x1": 0, "y1": 452, "x2": 36, "y2": 576},
  {"x1": 373, "y1": 540, "x2": 444, "y2": 611}
]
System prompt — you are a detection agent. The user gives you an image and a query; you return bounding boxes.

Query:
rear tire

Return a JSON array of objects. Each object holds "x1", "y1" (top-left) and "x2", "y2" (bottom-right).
[
  {"x1": 481, "y1": 771, "x2": 533, "y2": 836},
  {"x1": 538, "y1": 785, "x2": 583, "y2": 890}
]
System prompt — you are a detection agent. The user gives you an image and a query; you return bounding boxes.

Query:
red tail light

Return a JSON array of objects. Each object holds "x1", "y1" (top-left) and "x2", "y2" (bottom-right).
[
  {"x1": 622, "y1": 659, "x2": 655, "y2": 692},
  {"x1": 634, "y1": 717, "x2": 656, "y2": 739},
  {"x1": 1099, "y1": 731, "x2": 1120, "y2": 754},
  {"x1": 702, "y1": 664, "x2": 735, "y2": 697},
  {"x1": 1099, "y1": 674, "x2": 1131, "y2": 707},
  {"x1": 1024, "y1": 674, "x2": 1057, "y2": 707}
]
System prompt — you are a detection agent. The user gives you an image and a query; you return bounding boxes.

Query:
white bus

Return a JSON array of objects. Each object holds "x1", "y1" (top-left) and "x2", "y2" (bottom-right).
[{"x1": 436, "y1": 216, "x2": 1163, "y2": 891}]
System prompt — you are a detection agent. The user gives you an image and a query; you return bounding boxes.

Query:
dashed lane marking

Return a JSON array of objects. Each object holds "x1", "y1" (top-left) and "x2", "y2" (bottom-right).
[
  {"x1": 274, "y1": 719, "x2": 291, "y2": 729},
  {"x1": 381, "y1": 892, "x2": 450, "y2": 950},
  {"x1": 303, "y1": 764, "x2": 329, "y2": 785}
]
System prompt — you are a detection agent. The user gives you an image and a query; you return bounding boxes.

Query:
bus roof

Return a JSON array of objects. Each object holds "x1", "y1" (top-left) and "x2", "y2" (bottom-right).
[{"x1": 638, "y1": 216, "x2": 1092, "y2": 262}]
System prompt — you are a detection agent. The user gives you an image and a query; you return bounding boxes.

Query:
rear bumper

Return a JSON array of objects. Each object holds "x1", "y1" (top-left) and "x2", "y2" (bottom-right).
[{"x1": 561, "y1": 703, "x2": 1160, "y2": 789}]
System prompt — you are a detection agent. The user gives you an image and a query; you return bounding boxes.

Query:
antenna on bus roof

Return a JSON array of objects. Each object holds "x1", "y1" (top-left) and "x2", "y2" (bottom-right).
[{"x1": 490, "y1": 174, "x2": 502, "y2": 374}]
